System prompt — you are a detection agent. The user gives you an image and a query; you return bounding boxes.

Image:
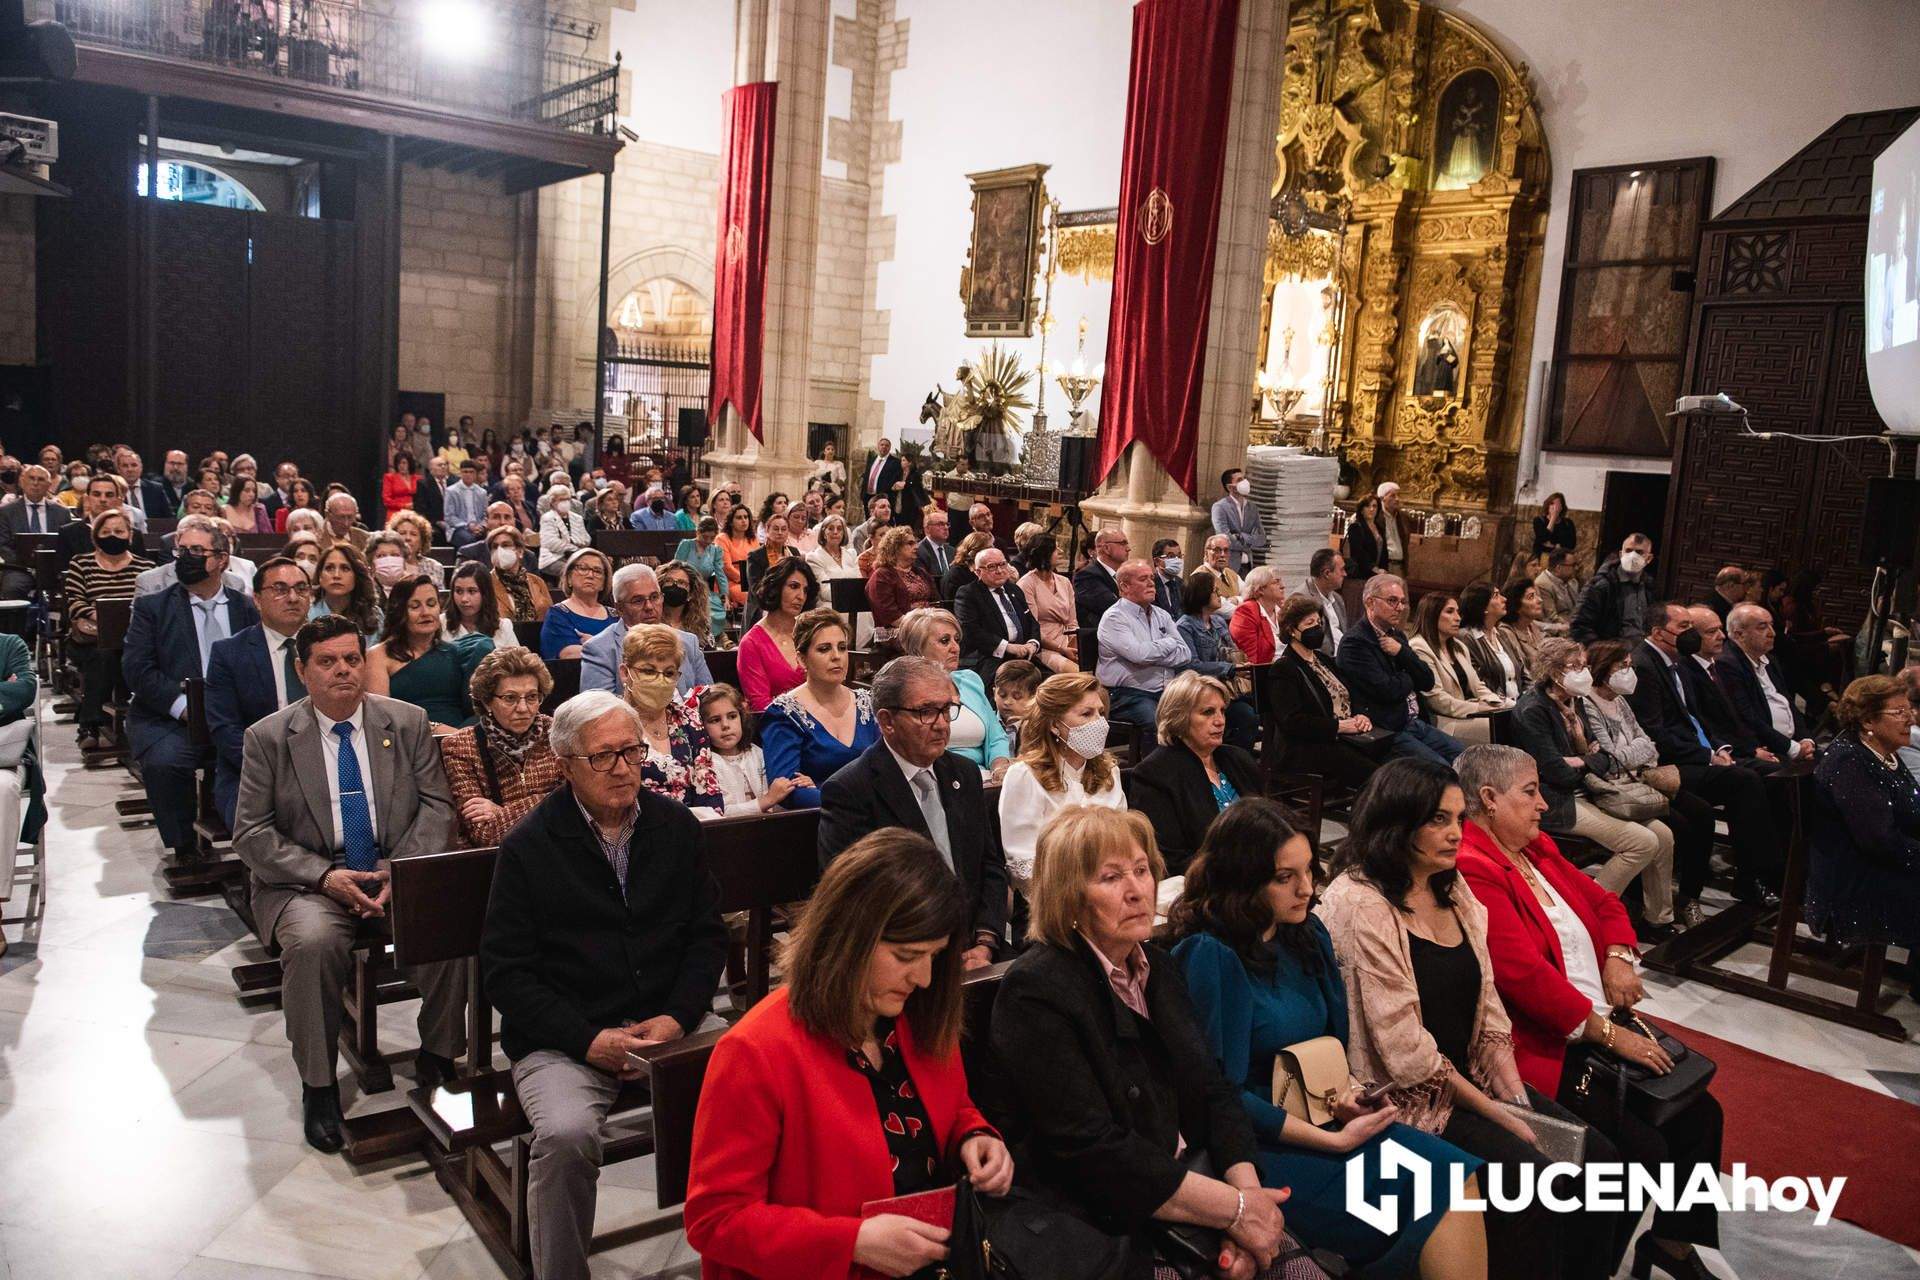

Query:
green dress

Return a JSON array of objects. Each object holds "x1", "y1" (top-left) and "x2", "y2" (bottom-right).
[{"x1": 389, "y1": 634, "x2": 494, "y2": 728}]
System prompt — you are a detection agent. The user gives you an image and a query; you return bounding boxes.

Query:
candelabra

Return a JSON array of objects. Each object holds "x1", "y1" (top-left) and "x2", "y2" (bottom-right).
[{"x1": 1054, "y1": 318, "x2": 1104, "y2": 433}]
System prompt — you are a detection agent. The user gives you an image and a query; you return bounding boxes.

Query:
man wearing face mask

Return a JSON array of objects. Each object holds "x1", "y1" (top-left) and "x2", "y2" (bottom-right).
[
  {"x1": 1148, "y1": 538, "x2": 1185, "y2": 616},
  {"x1": 485, "y1": 528, "x2": 552, "y2": 624},
  {"x1": 137, "y1": 513, "x2": 254, "y2": 598},
  {"x1": 122, "y1": 515, "x2": 261, "y2": 866},
  {"x1": 627, "y1": 486, "x2": 679, "y2": 532},
  {"x1": 581, "y1": 564, "x2": 710, "y2": 698},
  {"x1": 1627, "y1": 602, "x2": 1782, "y2": 906},
  {"x1": 1571, "y1": 533, "x2": 1655, "y2": 644},
  {"x1": 1209, "y1": 467, "x2": 1268, "y2": 577}
]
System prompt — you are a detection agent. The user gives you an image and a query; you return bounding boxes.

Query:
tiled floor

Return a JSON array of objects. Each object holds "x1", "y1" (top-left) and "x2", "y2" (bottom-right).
[{"x1": 2, "y1": 700, "x2": 1917, "y2": 1280}]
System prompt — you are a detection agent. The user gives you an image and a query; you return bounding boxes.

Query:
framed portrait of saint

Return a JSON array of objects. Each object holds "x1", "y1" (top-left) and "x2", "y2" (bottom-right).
[
  {"x1": 1412, "y1": 302, "x2": 1470, "y2": 400},
  {"x1": 962, "y1": 164, "x2": 1049, "y2": 337},
  {"x1": 1545, "y1": 157, "x2": 1715, "y2": 456},
  {"x1": 1432, "y1": 69, "x2": 1498, "y2": 192}
]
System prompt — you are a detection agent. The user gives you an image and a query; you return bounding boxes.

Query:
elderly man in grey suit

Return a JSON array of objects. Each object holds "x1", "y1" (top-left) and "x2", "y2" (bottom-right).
[
  {"x1": 580, "y1": 563, "x2": 710, "y2": 697},
  {"x1": 233, "y1": 613, "x2": 468, "y2": 1154},
  {"x1": 1210, "y1": 466, "x2": 1267, "y2": 576}
]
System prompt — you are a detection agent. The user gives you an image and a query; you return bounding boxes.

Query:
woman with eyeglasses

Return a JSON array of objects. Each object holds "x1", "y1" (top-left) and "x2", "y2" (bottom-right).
[
  {"x1": 439, "y1": 647, "x2": 562, "y2": 846},
  {"x1": 1807, "y1": 676, "x2": 1920, "y2": 964},
  {"x1": 64, "y1": 508, "x2": 154, "y2": 752},
  {"x1": 620, "y1": 623, "x2": 723, "y2": 813},
  {"x1": 540, "y1": 547, "x2": 616, "y2": 660}
]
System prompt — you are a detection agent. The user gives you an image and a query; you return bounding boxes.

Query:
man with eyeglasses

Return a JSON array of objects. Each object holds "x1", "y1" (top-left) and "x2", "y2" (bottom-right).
[
  {"x1": 1335, "y1": 571, "x2": 1465, "y2": 766},
  {"x1": 207, "y1": 557, "x2": 317, "y2": 828},
  {"x1": 581, "y1": 563, "x2": 712, "y2": 697},
  {"x1": 233, "y1": 614, "x2": 468, "y2": 1153},
  {"x1": 1073, "y1": 525, "x2": 1132, "y2": 640},
  {"x1": 817, "y1": 655, "x2": 1010, "y2": 970},
  {"x1": 481, "y1": 689, "x2": 726, "y2": 1280}
]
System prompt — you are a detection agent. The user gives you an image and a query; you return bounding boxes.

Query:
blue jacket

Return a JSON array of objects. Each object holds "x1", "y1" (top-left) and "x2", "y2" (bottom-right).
[
  {"x1": 1334, "y1": 616, "x2": 1432, "y2": 731},
  {"x1": 205, "y1": 624, "x2": 289, "y2": 827},
  {"x1": 122, "y1": 584, "x2": 259, "y2": 759}
]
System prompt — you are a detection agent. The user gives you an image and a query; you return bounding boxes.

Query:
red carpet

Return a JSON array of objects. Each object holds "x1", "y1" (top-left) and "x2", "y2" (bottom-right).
[{"x1": 1646, "y1": 1016, "x2": 1920, "y2": 1250}]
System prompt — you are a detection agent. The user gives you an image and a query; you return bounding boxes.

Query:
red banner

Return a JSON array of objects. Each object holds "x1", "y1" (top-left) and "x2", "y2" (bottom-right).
[
  {"x1": 709, "y1": 81, "x2": 778, "y2": 441},
  {"x1": 1094, "y1": 0, "x2": 1241, "y2": 499}
]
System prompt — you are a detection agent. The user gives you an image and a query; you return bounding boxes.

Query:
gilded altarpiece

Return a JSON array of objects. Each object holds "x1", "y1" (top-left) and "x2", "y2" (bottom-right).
[{"x1": 1052, "y1": 1, "x2": 1549, "y2": 512}]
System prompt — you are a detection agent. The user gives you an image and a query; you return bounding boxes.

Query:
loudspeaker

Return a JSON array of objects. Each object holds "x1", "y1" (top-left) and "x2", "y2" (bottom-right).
[
  {"x1": 1862, "y1": 476, "x2": 1920, "y2": 569},
  {"x1": 1059, "y1": 436, "x2": 1096, "y2": 495},
  {"x1": 677, "y1": 407, "x2": 708, "y2": 447}
]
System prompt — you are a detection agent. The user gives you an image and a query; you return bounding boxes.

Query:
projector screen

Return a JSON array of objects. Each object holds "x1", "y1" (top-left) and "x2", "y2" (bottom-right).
[{"x1": 1868, "y1": 116, "x2": 1920, "y2": 433}]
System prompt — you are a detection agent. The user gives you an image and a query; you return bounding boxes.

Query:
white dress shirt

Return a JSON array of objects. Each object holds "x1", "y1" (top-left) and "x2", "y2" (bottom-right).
[
  {"x1": 313, "y1": 702, "x2": 378, "y2": 850},
  {"x1": 1753, "y1": 654, "x2": 1797, "y2": 740},
  {"x1": 990, "y1": 585, "x2": 1022, "y2": 656},
  {"x1": 264, "y1": 624, "x2": 300, "y2": 710},
  {"x1": 20, "y1": 500, "x2": 53, "y2": 532},
  {"x1": 997, "y1": 757, "x2": 1127, "y2": 887},
  {"x1": 1535, "y1": 873, "x2": 1607, "y2": 1040}
]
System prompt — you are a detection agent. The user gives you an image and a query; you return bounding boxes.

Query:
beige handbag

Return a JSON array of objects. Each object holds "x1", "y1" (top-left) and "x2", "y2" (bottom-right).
[
  {"x1": 1271, "y1": 1035, "x2": 1348, "y2": 1126},
  {"x1": 1640, "y1": 764, "x2": 1682, "y2": 798}
]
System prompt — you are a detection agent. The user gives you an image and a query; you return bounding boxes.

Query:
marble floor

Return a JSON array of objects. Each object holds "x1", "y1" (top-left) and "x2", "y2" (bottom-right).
[{"x1": 2, "y1": 695, "x2": 1917, "y2": 1280}]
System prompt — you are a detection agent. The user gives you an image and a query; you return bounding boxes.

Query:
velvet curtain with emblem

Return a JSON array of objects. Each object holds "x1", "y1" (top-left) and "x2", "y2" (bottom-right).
[
  {"x1": 709, "y1": 81, "x2": 778, "y2": 442},
  {"x1": 1093, "y1": 0, "x2": 1242, "y2": 499}
]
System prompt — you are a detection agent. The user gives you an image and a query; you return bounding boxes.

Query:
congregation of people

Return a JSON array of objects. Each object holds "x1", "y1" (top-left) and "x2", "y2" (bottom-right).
[{"x1": 20, "y1": 423, "x2": 1919, "y2": 1280}]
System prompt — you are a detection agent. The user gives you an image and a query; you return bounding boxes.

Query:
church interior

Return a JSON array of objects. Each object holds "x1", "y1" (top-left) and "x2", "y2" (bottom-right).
[{"x1": 2, "y1": 0, "x2": 1920, "y2": 1277}]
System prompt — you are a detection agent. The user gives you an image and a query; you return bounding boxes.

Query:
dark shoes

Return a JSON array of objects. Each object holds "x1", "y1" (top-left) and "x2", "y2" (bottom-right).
[
  {"x1": 415, "y1": 1050, "x2": 458, "y2": 1091},
  {"x1": 1631, "y1": 1235, "x2": 1719, "y2": 1279},
  {"x1": 302, "y1": 1083, "x2": 345, "y2": 1153},
  {"x1": 1731, "y1": 880, "x2": 1781, "y2": 908}
]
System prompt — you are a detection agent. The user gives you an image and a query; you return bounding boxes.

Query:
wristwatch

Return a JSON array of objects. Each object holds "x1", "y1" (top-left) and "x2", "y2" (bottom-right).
[{"x1": 1604, "y1": 945, "x2": 1637, "y2": 964}]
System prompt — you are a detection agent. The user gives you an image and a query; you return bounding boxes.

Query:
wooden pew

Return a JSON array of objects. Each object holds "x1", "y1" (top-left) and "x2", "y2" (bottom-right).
[
  {"x1": 704, "y1": 646, "x2": 739, "y2": 690},
  {"x1": 162, "y1": 675, "x2": 247, "y2": 897},
  {"x1": 591, "y1": 529, "x2": 682, "y2": 564},
  {"x1": 86, "y1": 597, "x2": 134, "y2": 770},
  {"x1": 541, "y1": 657, "x2": 582, "y2": 714}
]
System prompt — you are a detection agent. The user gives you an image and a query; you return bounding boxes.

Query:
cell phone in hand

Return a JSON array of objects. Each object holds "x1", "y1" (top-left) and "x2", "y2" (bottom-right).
[{"x1": 1356, "y1": 1083, "x2": 1392, "y2": 1109}]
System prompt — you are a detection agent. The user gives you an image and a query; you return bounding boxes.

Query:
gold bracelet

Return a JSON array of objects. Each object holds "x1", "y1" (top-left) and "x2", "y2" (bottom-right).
[{"x1": 1599, "y1": 1016, "x2": 1615, "y2": 1049}]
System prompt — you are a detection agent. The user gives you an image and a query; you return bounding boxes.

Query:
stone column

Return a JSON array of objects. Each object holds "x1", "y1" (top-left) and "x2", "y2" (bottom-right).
[
  {"x1": 704, "y1": 0, "x2": 831, "y2": 498},
  {"x1": 1078, "y1": 0, "x2": 1285, "y2": 562}
]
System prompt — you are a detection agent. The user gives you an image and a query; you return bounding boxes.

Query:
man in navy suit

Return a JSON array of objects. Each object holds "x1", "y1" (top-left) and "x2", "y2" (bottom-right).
[
  {"x1": 1714, "y1": 602, "x2": 1815, "y2": 763},
  {"x1": 817, "y1": 656, "x2": 1009, "y2": 968},
  {"x1": 206, "y1": 557, "x2": 316, "y2": 828},
  {"x1": 1072, "y1": 525, "x2": 1131, "y2": 639},
  {"x1": 954, "y1": 546, "x2": 1040, "y2": 687},
  {"x1": 115, "y1": 448, "x2": 174, "y2": 525},
  {"x1": 122, "y1": 515, "x2": 260, "y2": 861}
]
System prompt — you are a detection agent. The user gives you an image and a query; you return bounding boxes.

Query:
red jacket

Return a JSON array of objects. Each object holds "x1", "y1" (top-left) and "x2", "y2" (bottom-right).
[
  {"x1": 1228, "y1": 598, "x2": 1277, "y2": 665},
  {"x1": 1455, "y1": 820, "x2": 1639, "y2": 1092},
  {"x1": 381, "y1": 471, "x2": 418, "y2": 522},
  {"x1": 684, "y1": 987, "x2": 996, "y2": 1280}
]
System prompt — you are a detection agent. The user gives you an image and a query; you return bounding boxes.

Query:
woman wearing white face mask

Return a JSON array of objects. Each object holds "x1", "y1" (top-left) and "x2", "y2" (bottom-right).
[
  {"x1": 1584, "y1": 640, "x2": 1717, "y2": 929},
  {"x1": 996, "y1": 672, "x2": 1127, "y2": 892},
  {"x1": 1509, "y1": 638, "x2": 1678, "y2": 937},
  {"x1": 537, "y1": 482, "x2": 591, "y2": 576}
]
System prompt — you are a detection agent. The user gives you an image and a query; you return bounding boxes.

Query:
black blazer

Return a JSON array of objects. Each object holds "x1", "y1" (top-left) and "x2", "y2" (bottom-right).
[
  {"x1": 1508, "y1": 686, "x2": 1613, "y2": 833},
  {"x1": 131, "y1": 476, "x2": 173, "y2": 521},
  {"x1": 1269, "y1": 646, "x2": 1343, "y2": 747},
  {"x1": 817, "y1": 743, "x2": 1010, "y2": 946},
  {"x1": 860, "y1": 452, "x2": 902, "y2": 505},
  {"x1": 412, "y1": 475, "x2": 447, "y2": 530},
  {"x1": 1680, "y1": 658, "x2": 1762, "y2": 760},
  {"x1": 157, "y1": 476, "x2": 194, "y2": 515},
  {"x1": 1626, "y1": 642, "x2": 1712, "y2": 768},
  {"x1": 481, "y1": 785, "x2": 728, "y2": 1063},
  {"x1": 1530, "y1": 515, "x2": 1577, "y2": 557},
  {"x1": 1713, "y1": 646, "x2": 1803, "y2": 759},
  {"x1": 1345, "y1": 512, "x2": 1386, "y2": 578},
  {"x1": 914, "y1": 534, "x2": 953, "y2": 584},
  {"x1": 1073, "y1": 560, "x2": 1121, "y2": 636},
  {"x1": 1128, "y1": 740, "x2": 1262, "y2": 874},
  {"x1": 954, "y1": 578, "x2": 1039, "y2": 685},
  {"x1": 939, "y1": 561, "x2": 976, "y2": 606},
  {"x1": 987, "y1": 938, "x2": 1257, "y2": 1264},
  {"x1": 1335, "y1": 617, "x2": 1433, "y2": 732}
]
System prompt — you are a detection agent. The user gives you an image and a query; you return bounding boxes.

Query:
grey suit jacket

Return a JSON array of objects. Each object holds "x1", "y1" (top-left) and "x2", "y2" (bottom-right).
[
  {"x1": 1210, "y1": 495, "x2": 1267, "y2": 574},
  {"x1": 0, "y1": 500, "x2": 73, "y2": 534},
  {"x1": 233, "y1": 694, "x2": 454, "y2": 943},
  {"x1": 579, "y1": 619, "x2": 711, "y2": 697}
]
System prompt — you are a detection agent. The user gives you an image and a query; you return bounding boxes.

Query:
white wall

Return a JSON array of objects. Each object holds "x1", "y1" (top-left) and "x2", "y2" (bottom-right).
[
  {"x1": 611, "y1": 0, "x2": 735, "y2": 153},
  {"x1": 866, "y1": 0, "x2": 1133, "y2": 446},
  {"x1": 860, "y1": 0, "x2": 1920, "y2": 497},
  {"x1": 1440, "y1": 0, "x2": 1920, "y2": 509}
]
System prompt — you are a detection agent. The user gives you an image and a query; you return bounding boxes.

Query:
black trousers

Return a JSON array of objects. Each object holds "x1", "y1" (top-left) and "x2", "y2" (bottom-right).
[
  {"x1": 71, "y1": 641, "x2": 124, "y2": 732},
  {"x1": 1676, "y1": 762, "x2": 1780, "y2": 888},
  {"x1": 1660, "y1": 785, "x2": 1717, "y2": 902},
  {"x1": 1556, "y1": 1057, "x2": 1725, "y2": 1248},
  {"x1": 1438, "y1": 1086, "x2": 1629, "y2": 1280}
]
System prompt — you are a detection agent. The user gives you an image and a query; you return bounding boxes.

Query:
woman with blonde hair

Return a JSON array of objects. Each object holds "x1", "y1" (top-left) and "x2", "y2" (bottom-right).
[
  {"x1": 620, "y1": 622, "x2": 722, "y2": 813},
  {"x1": 386, "y1": 508, "x2": 444, "y2": 587},
  {"x1": 996, "y1": 671, "x2": 1126, "y2": 889},
  {"x1": 759, "y1": 607, "x2": 874, "y2": 809},
  {"x1": 864, "y1": 524, "x2": 934, "y2": 630},
  {"x1": 895, "y1": 606, "x2": 1011, "y2": 778}
]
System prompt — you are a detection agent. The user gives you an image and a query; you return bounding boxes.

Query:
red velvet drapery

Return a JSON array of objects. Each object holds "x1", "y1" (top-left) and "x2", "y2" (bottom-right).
[
  {"x1": 709, "y1": 82, "x2": 778, "y2": 442},
  {"x1": 1093, "y1": 0, "x2": 1242, "y2": 500}
]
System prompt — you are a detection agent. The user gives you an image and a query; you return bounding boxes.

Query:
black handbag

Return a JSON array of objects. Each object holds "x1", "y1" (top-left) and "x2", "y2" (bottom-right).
[
  {"x1": 948, "y1": 1178, "x2": 1133, "y2": 1280},
  {"x1": 1571, "y1": 1008, "x2": 1716, "y2": 1130}
]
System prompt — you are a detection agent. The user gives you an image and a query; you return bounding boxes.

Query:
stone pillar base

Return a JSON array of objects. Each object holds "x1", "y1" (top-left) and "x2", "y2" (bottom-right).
[
  {"x1": 1078, "y1": 444, "x2": 1213, "y2": 559},
  {"x1": 700, "y1": 443, "x2": 815, "y2": 502}
]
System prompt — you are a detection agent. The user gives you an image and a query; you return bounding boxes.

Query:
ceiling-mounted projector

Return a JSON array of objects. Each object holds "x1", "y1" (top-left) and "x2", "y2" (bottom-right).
[{"x1": 1666, "y1": 393, "x2": 1745, "y2": 417}]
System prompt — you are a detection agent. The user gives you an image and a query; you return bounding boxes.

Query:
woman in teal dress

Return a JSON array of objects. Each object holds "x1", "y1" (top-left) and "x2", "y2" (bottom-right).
[
  {"x1": 675, "y1": 515, "x2": 730, "y2": 641},
  {"x1": 1171, "y1": 798, "x2": 1488, "y2": 1279},
  {"x1": 365, "y1": 575, "x2": 494, "y2": 732},
  {"x1": 894, "y1": 606, "x2": 1012, "y2": 779}
]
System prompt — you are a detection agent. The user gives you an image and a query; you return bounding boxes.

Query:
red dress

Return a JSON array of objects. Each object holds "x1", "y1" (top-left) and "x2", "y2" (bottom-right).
[
  {"x1": 382, "y1": 471, "x2": 418, "y2": 522},
  {"x1": 1455, "y1": 820, "x2": 1640, "y2": 1092},
  {"x1": 684, "y1": 988, "x2": 995, "y2": 1280}
]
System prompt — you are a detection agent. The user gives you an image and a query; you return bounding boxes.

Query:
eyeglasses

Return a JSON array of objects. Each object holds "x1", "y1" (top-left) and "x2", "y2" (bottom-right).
[
  {"x1": 626, "y1": 665, "x2": 678, "y2": 680},
  {"x1": 564, "y1": 745, "x2": 644, "y2": 772},
  {"x1": 492, "y1": 692, "x2": 541, "y2": 709},
  {"x1": 1878, "y1": 704, "x2": 1915, "y2": 721},
  {"x1": 890, "y1": 701, "x2": 962, "y2": 726},
  {"x1": 260, "y1": 582, "x2": 314, "y2": 600}
]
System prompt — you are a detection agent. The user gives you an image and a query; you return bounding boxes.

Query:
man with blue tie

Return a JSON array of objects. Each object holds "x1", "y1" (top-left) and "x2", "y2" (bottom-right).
[
  {"x1": 206, "y1": 557, "x2": 316, "y2": 829},
  {"x1": 233, "y1": 614, "x2": 468, "y2": 1152},
  {"x1": 122, "y1": 515, "x2": 259, "y2": 865}
]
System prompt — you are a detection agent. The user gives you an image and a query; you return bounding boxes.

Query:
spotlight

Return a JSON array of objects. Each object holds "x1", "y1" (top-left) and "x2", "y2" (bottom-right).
[{"x1": 419, "y1": 1, "x2": 490, "y2": 62}]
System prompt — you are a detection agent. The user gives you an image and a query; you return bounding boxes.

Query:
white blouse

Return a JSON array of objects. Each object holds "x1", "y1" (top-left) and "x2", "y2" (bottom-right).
[
  {"x1": 997, "y1": 757, "x2": 1127, "y2": 888},
  {"x1": 712, "y1": 745, "x2": 769, "y2": 815},
  {"x1": 1534, "y1": 872, "x2": 1607, "y2": 1038}
]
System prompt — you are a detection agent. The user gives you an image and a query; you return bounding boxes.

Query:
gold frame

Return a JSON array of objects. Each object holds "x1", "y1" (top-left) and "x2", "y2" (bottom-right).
[{"x1": 959, "y1": 163, "x2": 1050, "y2": 338}]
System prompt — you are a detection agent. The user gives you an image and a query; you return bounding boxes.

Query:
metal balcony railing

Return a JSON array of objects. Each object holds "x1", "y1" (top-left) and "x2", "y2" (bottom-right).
[{"x1": 38, "y1": 0, "x2": 620, "y2": 136}]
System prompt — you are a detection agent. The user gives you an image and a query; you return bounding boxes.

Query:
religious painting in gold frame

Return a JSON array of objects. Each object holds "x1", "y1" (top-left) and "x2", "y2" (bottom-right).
[
  {"x1": 1411, "y1": 301, "x2": 1470, "y2": 400},
  {"x1": 961, "y1": 163, "x2": 1049, "y2": 337}
]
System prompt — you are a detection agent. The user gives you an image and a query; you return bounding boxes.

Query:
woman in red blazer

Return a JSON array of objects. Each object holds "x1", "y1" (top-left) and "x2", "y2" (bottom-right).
[
  {"x1": 1455, "y1": 744, "x2": 1726, "y2": 1280},
  {"x1": 685, "y1": 829, "x2": 1013, "y2": 1280},
  {"x1": 1227, "y1": 566, "x2": 1285, "y2": 665}
]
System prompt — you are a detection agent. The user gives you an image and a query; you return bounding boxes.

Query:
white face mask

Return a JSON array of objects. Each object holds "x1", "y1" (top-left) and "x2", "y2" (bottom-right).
[
  {"x1": 1234, "y1": 478, "x2": 1251, "y2": 496},
  {"x1": 553, "y1": 499, "x2": 570, "y2": 515},
  {"x1": 1619, "y1": 550, "x2": 1647, "y2": 575},
  {"x1": 372, "y1": 555, "x2": 404, "y2": 578},
  {"x1": 1561, "y1": 668, "x2": 1595, "y2": 696},
  {"x1": 491, "y1": 546, "x2": 519, "y2": 571},
  {"x1": 1608, "y1": 668, "x2": 1638, "y2": 695},
  {"x1": 1056, "y1": 716, "x2": 1110, "y2": 760}
]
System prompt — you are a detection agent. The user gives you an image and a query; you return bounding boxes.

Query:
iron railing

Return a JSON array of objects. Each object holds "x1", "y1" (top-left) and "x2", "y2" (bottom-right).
[
  {"x1": 604, "y1": 336, "x2": 710, "y2": 456},
  {"x1": 39, "y1": 0, "x2": 619, "y2": 135}
]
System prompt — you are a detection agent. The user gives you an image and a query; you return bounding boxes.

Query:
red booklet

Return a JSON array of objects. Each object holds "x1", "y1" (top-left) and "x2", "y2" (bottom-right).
[{"x1": 859, "y1": 1184, "x2": 955, "y2": 1231}]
